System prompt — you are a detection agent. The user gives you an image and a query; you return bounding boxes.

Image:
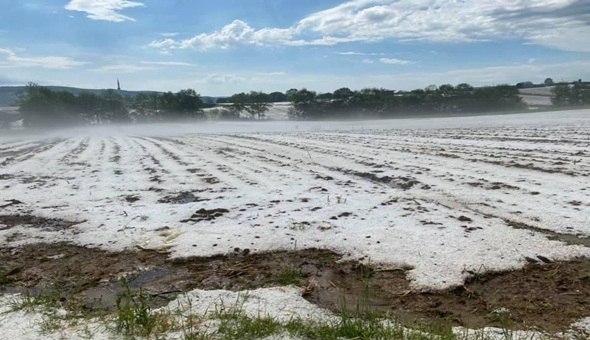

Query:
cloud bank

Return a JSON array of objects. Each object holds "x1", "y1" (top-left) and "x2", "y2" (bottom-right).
[
  {"x1": 65, "y1": 0, "x2": 144, "y2": 22},
  {"x1": 149, "y1": 0, "x2": 590, "y2": 53}
]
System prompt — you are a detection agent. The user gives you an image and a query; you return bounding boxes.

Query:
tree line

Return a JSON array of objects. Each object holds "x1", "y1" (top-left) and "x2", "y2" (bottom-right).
[
  {"x1": 15, "y1": 79, "x2": 590, "y2": 127},
  {"x1": 18, "y1": 83, "x2": 209, "y2": 127},
  {"x1": 286, "y1": 84, "x2": 526, "y2": 120},
  {"x1": 551, "y1": 83, "x2": 590, "y2": 106}
]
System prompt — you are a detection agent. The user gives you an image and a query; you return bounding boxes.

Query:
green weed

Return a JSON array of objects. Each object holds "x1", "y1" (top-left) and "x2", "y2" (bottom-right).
[
  {"x1": 0, "y1": 270, "x2": 9, "y2": 285},
  {"x1": 277, "y1": 265, "x2": 303, "y2": 286},
  {"x1": 8, "y1": 289, "x2": 62, "y2": 312},
  {"x1": 113, "y1": 277, "x2": 175, "y2": 338}
]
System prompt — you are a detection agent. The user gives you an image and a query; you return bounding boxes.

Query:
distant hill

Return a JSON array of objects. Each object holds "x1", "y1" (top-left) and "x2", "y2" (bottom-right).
[{"x1": 0, "y1": 86, "x2": 218, "y2": 107}]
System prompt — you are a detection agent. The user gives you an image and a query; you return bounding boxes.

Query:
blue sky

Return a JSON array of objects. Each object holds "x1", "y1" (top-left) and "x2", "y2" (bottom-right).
[{"x1": 0, "y1": 0, "x2": 589, "y2": 96}]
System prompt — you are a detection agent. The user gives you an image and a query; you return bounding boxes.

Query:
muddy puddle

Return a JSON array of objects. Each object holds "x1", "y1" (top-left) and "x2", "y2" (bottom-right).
[{"x1": 1, "y1": 242, "x2": 589, "y2": 333}]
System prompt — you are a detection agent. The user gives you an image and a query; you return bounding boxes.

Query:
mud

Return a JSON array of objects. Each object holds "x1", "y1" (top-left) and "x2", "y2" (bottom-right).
[
  {"x1": 0, "y1": 242, "x2": 589, "y2": 333},
  {"x1": 0, "y1": 215, "x2": 83, "y2": 231},
  {"x1": 0, "y1": 200, "x2": 23, "y2": 208},
  {"x1": 332, "y1": 167, "x2": 421, "y2": 190},
  {"x1": 181, "y1": 208, "x2": 229, "y2": 223},
  {"x1": 310, "y1": 260, "x2": 590, "y2": 333},
  {"x1": 157, "y1": 192, "x2": 210, "y2": 205}
]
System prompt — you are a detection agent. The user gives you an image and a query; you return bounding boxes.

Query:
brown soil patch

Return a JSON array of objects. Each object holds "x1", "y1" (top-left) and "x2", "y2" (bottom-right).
[
  {"x1": 157, "y1": 192, "x2": 210, "y2": 205},
  {"x1": 0, "y1": 215, "x2": 83, "y2": 231},
  {"x1": 310, "y1": 260, "x2": 590, "y2": 333},
  {"x1": 0, "y1": 199, "x2": 23, "y2": 208},
  {"x1": 0, "y1": 243, "x2": 589, "y2": 333},
  {"x1": 333, "y1": 167, "x2": 421, "y2": 190},
  {"x1": 181, "y1": 208, "x2": 229, "y2": 223}
]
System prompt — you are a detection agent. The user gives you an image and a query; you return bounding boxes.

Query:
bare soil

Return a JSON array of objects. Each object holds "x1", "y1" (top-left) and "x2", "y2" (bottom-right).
[
  {"x1": 0, "y1": 215, "x2": 84, "y2": 232},
  {"x1": 1, "y1": 241, "x2": 589, "y2": 333}
]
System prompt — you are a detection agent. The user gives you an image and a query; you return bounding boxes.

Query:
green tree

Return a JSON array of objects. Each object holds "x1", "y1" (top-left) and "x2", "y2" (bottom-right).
[
  {"x1": 18, "y1": 83, "x2": 62, "y2": 127},
  {"x1": 158, "y1": 91, "x2": 179, "y2": 119},
  {"x1": 245, "y1": 91, "x2": 271, "y2": 120},
  {"x1": 101, "y1": 89, "x2": 129, "y2": 123},
  {"x1": 569, "y1": 83, "x2": 590, "y2": 106},
  {"x1": 75, "y1": 91, "x2": 103, "y2": 123},
  {"x1": 175, "y1": 89, "x2": 204, "y2": 119},
  {"x1": 133, "y1": 92, "x2": 156, "y2": 122},
  {"x1": 229, "y1": 92, "x2": 249, "y2": 118},
  {"x1": 290, "y1": 89, "x2": 320, "y2": 119},
  {"x1": 269, "y1": 91, "x2": 287, "y2": 102},
  {"x1": 285, "y1": 88, "x2": 298, "y2": 102},
  {"x1": 551, "y1": 84, "x2": 571, "y2": 106}
]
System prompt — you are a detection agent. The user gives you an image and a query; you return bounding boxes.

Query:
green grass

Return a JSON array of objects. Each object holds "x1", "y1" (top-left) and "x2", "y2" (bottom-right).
[
  {"x1": 1, "y1": 263, "x2": 554, "y2": 340},
  {"x1": 6, "y1": 288, "x2": 108, "y2": 337},
  {"x1": 0, "y1": 271, "x2": 9, "y2": 285},
  {"x1": 8, "y1": 289, "x2": 63, "y2": 313},
  {"x1": 217, "y1": 313, "x2": 282, "y2": 339},
  {"x1": 211, "y1": 309, "x2": 466, "y2": 340},
  {"x1": 277, "y1": 264, "x2": 303, "y2": 285},
  {"x1": 112, "y1": 277, "x2": 178, "y2": 338},
  {"x1": 3, "y1": 287, "x2": 545, "y2": 340}
]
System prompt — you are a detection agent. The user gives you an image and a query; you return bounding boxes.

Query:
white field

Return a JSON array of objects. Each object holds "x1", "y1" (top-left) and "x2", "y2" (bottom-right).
[
  {"x1": 0, "y1": 110, "x2": 589, "y2": 290},
  {"x1": 519, "y1": 94, "x2": 553, "y2": 106},
  {"x1": 204, "y1": 102, "x2": 292, "y2": 120},
  {"x1": 519, "y1": 87, "x2": 553, "y2": 107},
  {"x1": 518, "y1": 87, "x2": 554, "y2": 97}
]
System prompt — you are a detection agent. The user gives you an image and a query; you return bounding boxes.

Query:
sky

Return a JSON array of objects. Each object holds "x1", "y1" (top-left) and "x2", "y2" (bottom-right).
[{"x1": 0, "y1": 0, "x2": 589, "y2": 96}]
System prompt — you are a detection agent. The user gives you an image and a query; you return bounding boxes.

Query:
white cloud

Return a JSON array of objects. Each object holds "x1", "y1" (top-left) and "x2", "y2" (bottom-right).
[
  {"x1": 0, "y1": 48, "x2": 88, "y2": 69},
  {"x1": 379, "y1": 57, "x2": 414, "y2": 65},
  {"x1": 148, "y1": 39, "x2": 178, "y2": 49},
  {"x1": 161, "y1": 32, "x2": 179, "y2": 37},
  {"x1": 335, "y1": 51, "x2": 385, "y2": 56},
  {"x1": 362, "y1": 59, "x2": 375, "y2": 64},
  {"x1": 0, "y1": 74, "x2": 20, "y2": 85},
  {"x1": 205, "y1": 74, "x2": 246, "y2": 85},
  {"x1": 93, "y1": 64, "x2": 154, "y2": 73},
  {"x1": 255, "y1": 72, "x2": 287, "y2": 76},
  {"x1": 149, "y1": 0, "x2": 590, "y2": 53},
  {"x1": 140, "y1": 61, "x2": 196, "y2": 67},
  {"x1": 65, "y1": 0, "x2": 144, "y2": 22},
  {"x1": 150, "y1": 20, "x2": 295, "y2": 51}
]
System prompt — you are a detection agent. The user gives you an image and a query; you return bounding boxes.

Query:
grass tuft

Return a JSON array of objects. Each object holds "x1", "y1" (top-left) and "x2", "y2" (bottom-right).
[
  {"x1": 0, "y1": 270, "x2": 9, "y2": 285},
  {"x1": 8, "y1": 289, "x2": 63, "y2": 313},
  {"x1": 277, "y1": 264, "x2": 303, "y2": 286},
  {"x1": 113, "y1": 277, "x2": 176, "y2": 337}
]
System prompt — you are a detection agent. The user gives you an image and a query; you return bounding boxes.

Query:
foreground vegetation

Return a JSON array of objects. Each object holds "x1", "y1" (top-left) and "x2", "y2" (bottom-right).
[{"x1": 5, "y1": 280, "x2": 561, "y2": 340}]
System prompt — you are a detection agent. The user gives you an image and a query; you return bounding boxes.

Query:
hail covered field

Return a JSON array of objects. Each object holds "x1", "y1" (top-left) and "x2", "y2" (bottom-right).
[
  {"x1": 1, "y1": 109, "x2": 590, "y2": 338},
  {"x1": 1, "y1": 110, "x2": 590, "y2": 288}
]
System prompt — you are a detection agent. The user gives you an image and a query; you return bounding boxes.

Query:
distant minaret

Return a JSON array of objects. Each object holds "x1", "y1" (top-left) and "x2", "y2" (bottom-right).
[{"x1": 117, "y1": 78, "x2": 121, "y2": 91}]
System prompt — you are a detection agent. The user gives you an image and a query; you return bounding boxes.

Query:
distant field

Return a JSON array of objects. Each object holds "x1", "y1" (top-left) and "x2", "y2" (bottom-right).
[
  {"x1": 204, "y1": 102, "x2": 292, "y2": 120},
  {"x1": 519, "y1": 86, "x2": 553, "y2": 107}
]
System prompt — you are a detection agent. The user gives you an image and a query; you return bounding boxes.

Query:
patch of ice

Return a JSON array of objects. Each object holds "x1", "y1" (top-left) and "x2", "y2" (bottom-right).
[{"x1": 452, "y1": 326, "x2": 546, "y2": 340}]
